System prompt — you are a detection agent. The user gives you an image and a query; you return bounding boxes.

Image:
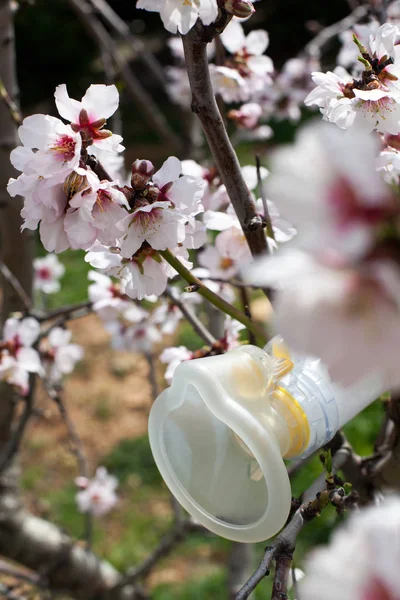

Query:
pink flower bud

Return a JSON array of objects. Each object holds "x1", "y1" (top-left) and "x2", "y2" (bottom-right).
[
  {"x1": 131, "y1": 159, "x2": 155, "y2": 190},
  {"x1": 222, "y1": 0, "x2": 255, "y2": 18}
]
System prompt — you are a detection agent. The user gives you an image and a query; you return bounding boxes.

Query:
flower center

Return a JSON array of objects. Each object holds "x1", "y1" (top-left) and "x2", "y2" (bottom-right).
[
  {"x1": 51, "y1": 135, "x2": 76, "y2": 163},
  {"x1": 220, "y1": 257, "x2": 234, "y2": 270},
  {"x1": 37, "y1": 267, "x2": 51, "y2": 280}
]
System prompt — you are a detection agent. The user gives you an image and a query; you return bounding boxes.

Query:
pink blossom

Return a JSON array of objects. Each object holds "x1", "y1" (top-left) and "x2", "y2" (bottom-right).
[
  {"x1": 0, "y1": 317, "x2": 43, "y2": 394},
  {"x1": 75, "y1": 467, "x2": 118, "y2": 517},
  {"x1": 54, "y1": 84, "x2": 123, "y2": 152},
  {"x1": 118, "y1": 156, "x2": 204, "y2": 258},
  {"x1": 107, "y1": 320, "x2": 161, "y2": 354},
  {"x1": 88, "y1": 271, "x2": 147, "y2": 322},
  {"x1": 43, "y1": 327, "x2": 83, "y2": 382},
  {"x1": 34, "y1": 254, "x2": 65, "y2": 294},
  {"x1": 266, "y1": 123, "x2": 394, "y2": 261},
  {"x1": 10, "y1": 114, "x2": 81, "y2": 182},
  {"x1": 228, "y1": 102, "x2": 262, "y2": 129},
  {"x1": 160, "y1": 346, "x2": 193, "y2": 383},
  {"x1": 247, "y1": 249, "x2": 400, "y2": 389},
  {"x1": 199, "y1": 227, "x2": 252, "y2": 280}
]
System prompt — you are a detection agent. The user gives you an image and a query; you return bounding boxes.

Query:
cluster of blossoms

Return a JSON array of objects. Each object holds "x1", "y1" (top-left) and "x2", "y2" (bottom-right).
[
  {"x1": 75, "y1": 467, "x2": 118, "y2": 517},
  {"x1": 0, "y1": 316, "x2": 82, "y2": 394},
  {"x1": 306, "y1": 23, "x2": 400, "y2": 134},
  {"x1": 165, "y1": 18, "x2": 318, "y2": 144},
  {"x1": 9, "y1": 83, "x2": 207, "y2": 301}
]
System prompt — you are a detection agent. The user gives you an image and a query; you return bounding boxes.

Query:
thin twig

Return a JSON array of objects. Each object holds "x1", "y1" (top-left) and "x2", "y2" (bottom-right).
[
  {"x1": 165, "y1": 286, "x2": 216, "y2": 346},
  {"x1": 45, "y1": 385, "x2": 93, "y2": 549},
  {"x1": 145, "y1": 353, "x2": 159, "y2": 402},
  {"x1": 114, "y1": 519, "x2": 195, "y2": 590},
  {"x1": 0, "y1": 77, "x2": 22, "y2": 126},
  {"x1": 87, "y1": 0, "x2": 167, "y2": 89},
  {"x1": 303, "y1": 5, "x2": 369, "y2": 59},
  {"x1": 235, "y1": 449, "x2": 350, "y2": 600},
  {"x1": 46, "y1": 387, "x2": 88, "y2": 477},
  {"x1": 238, "y1": 283, "x2": 256, "y2": 345},
  {"x1": 0, "y1": 261, "x2": 32, "y2": 311},
  {"x1": 0, "y1": 376, "x2": 35, "y2": 474},
  {"x1": 256, "y1": 155, "x2": 274, "y2": 243},
  {"x1": 182, "y1": 20, "x2": 268, "y2": 259},
  {"x1": 160, "y1": 249, "x2": 267, "y2": 343},
  {"x1": 68, "y1": 0, "x2": 182, "y2": 152},
  {"x1": 35, "y1": 300, "x2": 93, "y2": 323}
]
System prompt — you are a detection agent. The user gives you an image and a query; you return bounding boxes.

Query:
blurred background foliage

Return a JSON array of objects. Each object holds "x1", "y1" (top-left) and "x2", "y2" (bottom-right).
[{"x1": 14, "y1": 1, "x2": 385, "y2": 598}]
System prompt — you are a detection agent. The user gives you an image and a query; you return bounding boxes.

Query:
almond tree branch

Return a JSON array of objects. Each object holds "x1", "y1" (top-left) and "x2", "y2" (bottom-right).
[
  {"x1": 0, "y1": 377, "x2": 35, "y2": 475},
  {"x1": 182, "y1": 19, "x2": 268, "y2": 259},
  {"x1": 45, "y1": 385, "x2": 93, "y2": 550},
  {"x1": 160, "y1": 249, "x2": 268, "y2": 343},
  {"x1": 0, "y1": 260, "x2": 32, "y2": 312},
  {"x1": 235, "y1": 449, "x2": 350, "y2": 600},
  {"x1": 0, "y1": 76, "x2": 22, "y2": 126},
  {"x1": 114, "y1": 517, "x2": 204, "y2": 593},
  {"x1": 271, "y1": 551, "x2": 293, "y2": 600},
  {"x1": 165, "y1": 286, "x2": 216, "y2": 346}
]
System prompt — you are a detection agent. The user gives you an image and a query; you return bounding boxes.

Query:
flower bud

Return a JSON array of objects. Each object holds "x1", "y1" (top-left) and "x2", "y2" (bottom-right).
[
  {"x1": 222, "y1": 0, "x2": 255, "y2": 18},
  {"x1": 131, "y1": 159, "x2": 155, "y2": 190},
  {"x1": 146, "y1": 186, "x2": 160, "y2": 203}
]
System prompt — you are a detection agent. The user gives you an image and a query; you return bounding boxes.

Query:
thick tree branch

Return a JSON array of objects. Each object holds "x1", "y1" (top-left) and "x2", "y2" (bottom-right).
[{"x1": 182, "y1": 21, "x2": 268, "y2": 259}]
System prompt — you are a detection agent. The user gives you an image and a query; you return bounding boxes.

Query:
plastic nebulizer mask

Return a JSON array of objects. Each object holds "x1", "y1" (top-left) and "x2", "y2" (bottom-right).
[{"x1": 148, "y1": 338, "x2": 386, "y2": 543}]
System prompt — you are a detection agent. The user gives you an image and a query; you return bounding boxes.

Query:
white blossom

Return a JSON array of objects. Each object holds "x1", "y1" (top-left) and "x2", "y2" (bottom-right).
[
  {"x1": 199, "y1": 227, "x2": 252, "y2": 280},
  {"x1": 33, "y1": 254, "x2": 65, "y2": 294},
  {"x1": 300, "y1": 498, "x2": 400, "y2": 600},
  {"x1": 107, "y1": 320, "x2": 161, "y2": 354},
  {"x1": 43, "y1": 327, "x2": 83, "y2": 382},
  {"x1": 136, "y1": 0, "x2": 218, "y2": 35},
  {"x1": 266, "y1": 123, "x2": 394, "y2": 261},
  {"x1": 10, "y1": 114, "x2": 81, "y2": 183},
  {"x1": 306, "y1": 24, "x2": 400, "y2": 134},
  {"x1": 246, "y1": 249, "x2": 400, "y2": 389},
  {"x1": 160, "y1": 346, "x2": 193, "y2": 383},
  {"x1": 75, "y1": 467, "x2": 118, "y2": 517},
  {"x1": 54, "y1": 84, "x2": 123, "y2": 152},
  {"x1": 88, "y1": 271, "x2": 147, "y2": 322},
  {"x1": 209, "y1": 65, "x2": 249, "y2": 103},
  {"x1": 119, "y1": 156, "x2": 204, "y2": 258},
  {"x1": 220, "y1": 20, "x2": 274, "y2": 79},
  {"x1": 0, "y1": 317, "x2": 43, "y2": 394}
]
